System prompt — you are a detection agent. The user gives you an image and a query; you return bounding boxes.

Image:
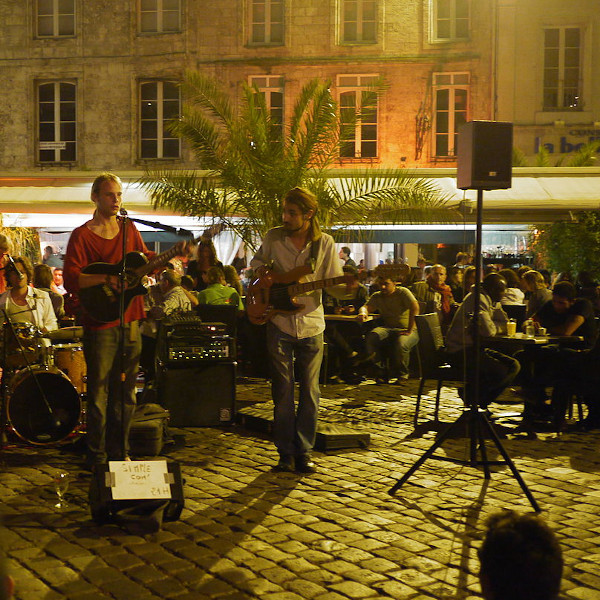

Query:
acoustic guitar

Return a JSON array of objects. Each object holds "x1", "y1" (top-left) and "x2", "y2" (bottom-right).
[
  {"x1": 78, "y1": 244, "x2": 191, "y2": 323},
  {"x1": 246, "y1": 266, "x2": 352, "y2": 325}
]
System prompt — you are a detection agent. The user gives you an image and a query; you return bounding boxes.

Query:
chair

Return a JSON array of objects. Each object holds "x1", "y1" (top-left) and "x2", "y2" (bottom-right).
[{"x1": 413, "y1": 313, "x2": 464, "y2": 427}]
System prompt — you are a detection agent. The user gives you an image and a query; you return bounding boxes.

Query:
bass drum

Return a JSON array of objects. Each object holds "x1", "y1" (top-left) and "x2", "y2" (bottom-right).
[{"x1": 7, "y1": 365, "x2": 81, "y2": 445}]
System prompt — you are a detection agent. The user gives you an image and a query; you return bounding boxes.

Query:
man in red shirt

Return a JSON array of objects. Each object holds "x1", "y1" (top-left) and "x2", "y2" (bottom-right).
[{"x1": 64, "y1": 172, "x2": 190, "y2": 466}]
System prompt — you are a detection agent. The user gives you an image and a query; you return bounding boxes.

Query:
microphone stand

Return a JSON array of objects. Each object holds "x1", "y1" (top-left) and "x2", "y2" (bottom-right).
[
  {"x1": 126, "y1": 217, "x2": 195, "y2": 240},
  {"x1": 118, "y1": 210, "x2": 129, "y2": 461}
]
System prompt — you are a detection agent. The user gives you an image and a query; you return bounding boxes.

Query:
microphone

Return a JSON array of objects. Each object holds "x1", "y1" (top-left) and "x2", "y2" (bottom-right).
[{"x1": 119, "y1": 206, "x2": 128, "y2": 217}]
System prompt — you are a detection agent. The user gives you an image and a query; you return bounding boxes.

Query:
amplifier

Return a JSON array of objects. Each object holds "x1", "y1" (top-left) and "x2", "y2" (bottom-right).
[
  {"x1": 164, "y1": 336, "x2": 234, "y2": 362},
  {"x1": 157, "y1": 362, "x2": 236, "y2": 427},
  {"x1": 162, "y1": 313, "x2": 228, "y2": 336},
  {"x1": 157, "y1": 313, "x2": 234, "y2": 364}
]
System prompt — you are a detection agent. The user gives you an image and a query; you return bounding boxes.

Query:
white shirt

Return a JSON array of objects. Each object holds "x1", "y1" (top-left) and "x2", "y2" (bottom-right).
[
  {"x1": 0, "y1": 286, "x2": 59, "y2": 346},
  {"x1": 251, "y1": 228, "x2": 343, "y2": 339}
]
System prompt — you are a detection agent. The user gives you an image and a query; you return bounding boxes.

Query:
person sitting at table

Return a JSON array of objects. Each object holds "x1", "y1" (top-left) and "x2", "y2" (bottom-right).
[
  {"x1": 498, "y1": 268, "x2": 525, "y2": 306},
  {"x1": 358, "y1": 273, "x2": 419, "y2": 385},
  {"x1": 140, "y1": 268, "x2": 192, "y2": 382},
  {"x1": 444, "y1": 273, "x2": 520, "y2": 409},
  {"x1": 33, "y1": 263, "x2": 65, "y2": 322},
  {"x1": 447, "y1": 266, "x2": 464, "y2": 303},
  {"x1": 322, "y1": 265, "x2": 370, "y2": 382},
  {"x1": 411, "y1": 264, "x2": 456, "y2": 331},
  {"x1": 197, "y1": 266, "x2": 244, "y2": 310},
  {"x1": 533, "y1": 281, "x2": 597, "y2": 347},
  {"x1": 462, "y1": 265, "x2": 477, "y2": 298},
  {"x1": 522, "y1": 269, "x2": 552, "y2": 318},
  {"x1": 180, "y1": 274, "x2": 200, "y2": 307},
  {"x1": 516, "y1": 281, "x2": 598, "y2": 423}
]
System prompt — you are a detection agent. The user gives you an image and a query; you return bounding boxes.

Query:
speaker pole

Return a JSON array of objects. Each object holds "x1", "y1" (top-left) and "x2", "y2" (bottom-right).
[{"x1": 389, "y1": 121, "x2": 540, "y2": 513}]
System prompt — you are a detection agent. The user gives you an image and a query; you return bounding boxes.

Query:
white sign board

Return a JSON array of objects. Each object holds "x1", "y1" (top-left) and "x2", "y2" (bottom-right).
[{"x1": 108, "y1": 460, "x2": 173, "y2": 500}]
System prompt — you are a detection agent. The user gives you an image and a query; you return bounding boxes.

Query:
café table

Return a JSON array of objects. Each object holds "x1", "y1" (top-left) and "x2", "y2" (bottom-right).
[{"x1": 483, "y1": 333, "x2": 585, "y2": 353}]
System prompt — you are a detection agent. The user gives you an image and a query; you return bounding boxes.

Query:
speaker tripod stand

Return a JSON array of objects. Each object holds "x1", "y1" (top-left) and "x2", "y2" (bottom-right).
[
  {"x1": 389, "y1": 400, "x2": 540, "y2": 512},
  {"x1": 389, "y1": 135, "x2": 541, "y2": 512}
]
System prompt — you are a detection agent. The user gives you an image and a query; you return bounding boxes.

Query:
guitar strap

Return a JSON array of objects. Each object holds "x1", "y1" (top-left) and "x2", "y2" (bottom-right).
[{"x1": 307, "y1": 238, "x2": 321, "y2": 273}]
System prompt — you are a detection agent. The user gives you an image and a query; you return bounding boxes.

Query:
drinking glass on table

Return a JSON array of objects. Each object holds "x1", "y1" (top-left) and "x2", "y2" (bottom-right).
[{"x1": 506, "y1": 319, "x2": 517, "y2": 337}]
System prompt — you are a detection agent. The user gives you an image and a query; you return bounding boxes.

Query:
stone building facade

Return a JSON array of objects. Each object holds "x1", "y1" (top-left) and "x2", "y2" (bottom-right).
[
  {"x1": 496, "y1": 0, "x2": 600, "y2": 163},
  {"x1": 0, "y1": 0, "x2": 496, "y2": 173}
]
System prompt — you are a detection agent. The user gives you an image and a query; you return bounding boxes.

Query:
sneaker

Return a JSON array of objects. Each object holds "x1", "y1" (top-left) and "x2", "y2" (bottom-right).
[
  {"x1": 273, "y1": 455, "x2": 295, "y2": 472},
  {"x1": 295, "y1": 454, "x2": 317, "y2": 474}
]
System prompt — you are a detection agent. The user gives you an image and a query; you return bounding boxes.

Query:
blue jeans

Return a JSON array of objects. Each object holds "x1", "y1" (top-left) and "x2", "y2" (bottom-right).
[
  {"x1": 366, "y1": 326, "x2": 419, "y2": 378},
  {"x1": 83, "y1": 322, "x2": 141, "y2": 462},
  {"x1": 266, "y1": 323, "x2": 323, "y2": 457}
]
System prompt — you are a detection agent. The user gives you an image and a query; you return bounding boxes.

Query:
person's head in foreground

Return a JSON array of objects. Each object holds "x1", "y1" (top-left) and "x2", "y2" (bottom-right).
[{"x1": 479, "y1": 510, "x2": 563, "y2": 600}]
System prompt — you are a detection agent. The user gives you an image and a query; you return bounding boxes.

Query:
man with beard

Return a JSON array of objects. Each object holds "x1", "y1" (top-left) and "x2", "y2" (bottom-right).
[{"x1": 250, "y1": 187, "x2": 343, "y2": 473}]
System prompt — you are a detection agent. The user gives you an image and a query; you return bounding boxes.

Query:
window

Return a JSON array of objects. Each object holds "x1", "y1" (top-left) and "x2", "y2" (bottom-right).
[
  {"x1": 37, "y1": 0, "x2": 75, "y2": 37},
  {"x1": 338, "y1": 74, "x2": 378, "y2": 159},
  {"x1": 140, "y1": 81, "x2": 181, "y2": 159},
  {"x1": 140, "y1": 0, "x2": 180, "y2": 33},
  {"x1": 340, "y1": 0, "x2": 377, "y2": 44},
  {"x1": 544, "y1": 27, "x2": 582, "y2": 110},
  {"x1": 37, "y1": 81, "x2": 77, "y2": 163},
  {"x1": 249, "y1": 0, "x2": 284, "y2": 45},
  {"x1": 430, "y1": 0, "x2": 469, "y2": 42},
  {"x1": 432, "y1": 72, "x2": 469, "y2": 157},
  {"x1": 248, "y1": 76, "x2": 284, "y2": 138}
]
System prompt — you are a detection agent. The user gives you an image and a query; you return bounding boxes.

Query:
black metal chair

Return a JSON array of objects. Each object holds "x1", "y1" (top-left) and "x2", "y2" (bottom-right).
[{"x1": 414, "y1": 313, "x2": 464, "y2": 427}]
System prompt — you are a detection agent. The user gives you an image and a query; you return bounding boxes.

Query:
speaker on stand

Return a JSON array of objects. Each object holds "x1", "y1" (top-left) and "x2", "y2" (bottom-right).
[{"x1": 390, "y1": 121, "x2": 541, "y2": 512}]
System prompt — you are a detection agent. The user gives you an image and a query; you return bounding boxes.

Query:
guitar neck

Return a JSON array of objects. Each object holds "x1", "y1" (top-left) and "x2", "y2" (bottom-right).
[
  {"x1": 287, "y1": 275, "x2": 347, "y2": 297},
  {"x1": 137, "y1": 238, "x2": 195, "y2": 277}
]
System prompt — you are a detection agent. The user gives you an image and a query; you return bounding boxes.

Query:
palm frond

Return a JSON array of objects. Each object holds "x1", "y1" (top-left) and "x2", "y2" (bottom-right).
[
  {"x1": 565, "y1": 140, "x2": 600, "y2": 167},
  {"x1": 144, "y1": 74, "x2": 456, "y2": 251}
]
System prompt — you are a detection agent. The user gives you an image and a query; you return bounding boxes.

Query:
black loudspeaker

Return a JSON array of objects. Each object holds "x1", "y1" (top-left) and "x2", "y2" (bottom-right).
[
  {"x1": 457, "y1": 121, "x2": 513, "y2": 190},
  {"x1": 156, "y1": 361, "x2": 236, "y2": 427}
]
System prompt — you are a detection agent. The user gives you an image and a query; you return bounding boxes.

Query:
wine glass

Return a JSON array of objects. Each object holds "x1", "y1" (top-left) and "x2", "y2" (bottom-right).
[{"x1": 53, "y1": 471, "x2": 70, "y2": 509}]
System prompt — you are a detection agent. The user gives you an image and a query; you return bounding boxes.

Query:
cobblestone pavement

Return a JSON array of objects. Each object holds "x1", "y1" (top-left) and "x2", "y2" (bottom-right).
[{"x1": 2, "y1": 376, "x2": 600, "y2": 600}]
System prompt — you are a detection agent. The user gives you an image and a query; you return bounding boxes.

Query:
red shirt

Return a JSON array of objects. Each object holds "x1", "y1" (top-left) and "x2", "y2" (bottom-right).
[{"x1": 63, "y1": 220, "x2": 154, "y2": 330}]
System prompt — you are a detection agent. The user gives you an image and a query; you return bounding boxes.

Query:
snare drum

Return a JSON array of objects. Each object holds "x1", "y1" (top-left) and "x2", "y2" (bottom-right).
[
  {"x1": 1, "y1": 322, "x2": 44, "y2": 369},
  {"x1": 53, "y1": 343, "x2": 87, "y2": 394}
]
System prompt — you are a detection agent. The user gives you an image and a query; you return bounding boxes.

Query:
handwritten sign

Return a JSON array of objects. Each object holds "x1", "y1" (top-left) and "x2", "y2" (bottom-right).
[{"x1": 107, "y1": 460, "x2": 173, "y2": 500}]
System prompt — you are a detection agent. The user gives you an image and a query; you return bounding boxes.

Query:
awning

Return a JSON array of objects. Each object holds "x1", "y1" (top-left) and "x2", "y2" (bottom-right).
[{"x1": 1, "y1": 167, "x2": 599, "y2": 228}]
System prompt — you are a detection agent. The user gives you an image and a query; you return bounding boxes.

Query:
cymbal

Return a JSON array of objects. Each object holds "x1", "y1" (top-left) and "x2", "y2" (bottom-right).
[{"x1": 44, "y1": 326, "x2": 84, "y2": 340}]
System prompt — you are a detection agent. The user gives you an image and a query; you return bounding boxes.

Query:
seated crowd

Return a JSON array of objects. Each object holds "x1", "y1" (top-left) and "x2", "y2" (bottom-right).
[
  {"x1": 5, "y1": 232, "x2": 600, "y2": 435},
  {"x1": 315, "y1": 250, "x2": 600, "y2": 434}
]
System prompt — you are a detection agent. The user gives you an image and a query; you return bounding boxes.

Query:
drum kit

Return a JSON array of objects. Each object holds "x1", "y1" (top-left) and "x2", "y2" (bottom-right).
[{"x1": 1, "y1": 322, "x2": 86, "y2": 445}]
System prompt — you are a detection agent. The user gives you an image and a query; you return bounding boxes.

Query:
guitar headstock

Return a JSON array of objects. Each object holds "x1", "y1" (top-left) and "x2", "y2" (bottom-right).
[{"x1": 373, "y1": 263, "x2": 410, "y2": 283}]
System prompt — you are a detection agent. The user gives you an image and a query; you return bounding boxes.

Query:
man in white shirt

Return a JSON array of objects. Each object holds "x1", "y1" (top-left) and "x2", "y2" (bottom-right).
[{"x1": 251, "y1": 187, "x2": 343, "y2": 473}]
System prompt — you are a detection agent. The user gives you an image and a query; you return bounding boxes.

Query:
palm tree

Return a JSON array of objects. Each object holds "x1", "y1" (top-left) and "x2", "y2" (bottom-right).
[{"x1": 139, "y1": 71, "x2": 457, "y2": 251}]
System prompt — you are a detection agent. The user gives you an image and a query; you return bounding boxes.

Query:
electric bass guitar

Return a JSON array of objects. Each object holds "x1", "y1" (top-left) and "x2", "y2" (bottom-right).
[
  {"x1": 78, "y1": 244, "x2": 192, "y2": 323},
  {"x1": 246, "y1": 266, "x2": 352, "y2": 325}
]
